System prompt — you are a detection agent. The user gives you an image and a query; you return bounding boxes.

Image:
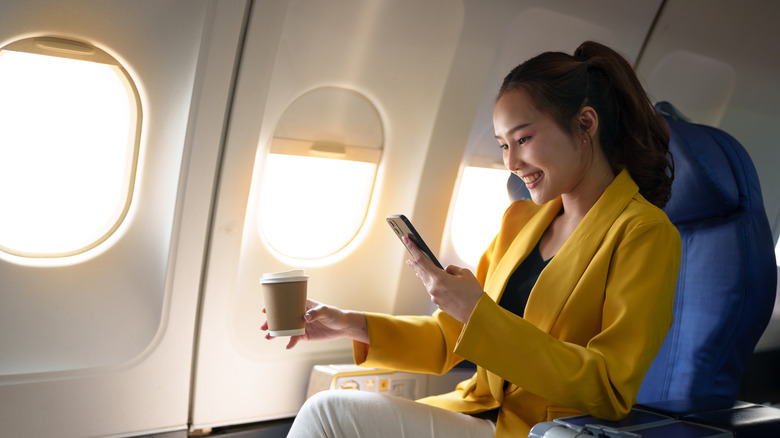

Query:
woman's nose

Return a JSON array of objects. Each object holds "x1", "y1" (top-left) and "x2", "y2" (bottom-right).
[{"x1": 505, "y1": 146, "x2": 523, "y2": 173}]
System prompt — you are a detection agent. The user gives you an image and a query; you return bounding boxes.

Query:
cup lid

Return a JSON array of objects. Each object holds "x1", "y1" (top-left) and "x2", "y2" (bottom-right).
[{"x1": 260, "y1": 269, "x2": 309, "y2": 284}]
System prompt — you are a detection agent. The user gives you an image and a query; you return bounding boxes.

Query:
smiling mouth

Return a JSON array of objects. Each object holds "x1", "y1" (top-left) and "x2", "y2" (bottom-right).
[{"x1": 521, "y1": 171, "x2": 543, "y2": 184}]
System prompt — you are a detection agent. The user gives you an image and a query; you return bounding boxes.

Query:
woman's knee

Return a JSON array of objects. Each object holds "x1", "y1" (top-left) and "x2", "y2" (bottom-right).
[
  {"x1": 302, "y1": 389, "x2": 368, "y2": 415},
  {"x1": 289, "y1": 390, "x2": 374, "y2": 437}
]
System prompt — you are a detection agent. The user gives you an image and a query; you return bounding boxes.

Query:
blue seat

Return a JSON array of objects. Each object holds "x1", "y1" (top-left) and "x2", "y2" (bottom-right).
[
  {"x1": 637, "y1": 102, "x2": 777, "y2": 403},
  {"x1": 507, "y1": 170, "x2": 531, "y2": 202}
]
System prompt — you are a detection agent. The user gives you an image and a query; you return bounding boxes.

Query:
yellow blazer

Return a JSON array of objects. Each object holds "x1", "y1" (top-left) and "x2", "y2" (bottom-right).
[{"x1": 354, "y1": 169, "x2": 681, "y2": 437}]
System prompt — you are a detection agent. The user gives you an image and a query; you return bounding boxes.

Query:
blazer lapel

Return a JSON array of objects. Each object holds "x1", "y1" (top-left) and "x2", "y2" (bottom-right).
[
  {"x1": 483, "y1": 199, "x2": 562, "y2": 303},
  {"x1": 524, "y1": 169, "x2": 638, "y2": 333}
]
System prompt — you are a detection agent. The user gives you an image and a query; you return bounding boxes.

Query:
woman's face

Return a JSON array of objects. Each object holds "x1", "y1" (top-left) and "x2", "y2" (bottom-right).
[{"x1": 493, "y1": 89, "x2": 589, "y2": 205}]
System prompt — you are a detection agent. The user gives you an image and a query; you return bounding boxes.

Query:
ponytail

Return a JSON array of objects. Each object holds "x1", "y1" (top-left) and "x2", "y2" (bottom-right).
[{"x1": 498, "y1": 41, "x2": 673, "y2": 208}]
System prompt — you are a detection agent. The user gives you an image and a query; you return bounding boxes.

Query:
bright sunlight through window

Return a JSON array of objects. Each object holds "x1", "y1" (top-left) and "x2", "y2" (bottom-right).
[
  {"x1": 0, "y1": 40, "x2": 139, "y2": 258},
  {"x1": 450, "y1": 166, "x2": 513, "y2": 267},
  {"x1": 775, "y1": 240, "x2": 780, "y2": 267},
  {"x1": 258, "y1": 154, "x2": 376, "y2": 259}
]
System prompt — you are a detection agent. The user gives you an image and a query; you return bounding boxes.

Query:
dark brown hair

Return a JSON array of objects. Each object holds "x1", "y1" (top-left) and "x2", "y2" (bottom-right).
[{"x1": 497, "y1": 41, "x2": 673, "y2": 208}]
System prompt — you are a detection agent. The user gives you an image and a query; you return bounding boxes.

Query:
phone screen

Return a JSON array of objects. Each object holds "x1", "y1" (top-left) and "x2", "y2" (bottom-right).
[{"x1": 386, "y1": 214, "x2": 443, "y2": 269}]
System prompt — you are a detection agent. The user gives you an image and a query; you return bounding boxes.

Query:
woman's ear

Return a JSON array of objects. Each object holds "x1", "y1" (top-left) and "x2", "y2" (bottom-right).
[{"x1": 577, "y1": 106, "x2": 599, "y2": 144}]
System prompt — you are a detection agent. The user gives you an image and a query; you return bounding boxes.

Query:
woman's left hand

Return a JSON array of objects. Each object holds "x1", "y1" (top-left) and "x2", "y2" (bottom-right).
[{"x1": 403, "y1": 236, "x2": 484, "y2": 323}]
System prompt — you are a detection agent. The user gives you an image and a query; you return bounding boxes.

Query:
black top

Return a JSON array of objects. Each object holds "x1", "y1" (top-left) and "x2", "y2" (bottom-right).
[{"x1": 498, "y1": 240, "x2": 552, "y2": 317}]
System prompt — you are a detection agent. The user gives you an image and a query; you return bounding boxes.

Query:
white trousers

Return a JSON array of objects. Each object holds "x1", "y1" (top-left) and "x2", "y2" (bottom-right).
[{"x1": 287, "y1": 390, "x2": 496, "y2": 438}]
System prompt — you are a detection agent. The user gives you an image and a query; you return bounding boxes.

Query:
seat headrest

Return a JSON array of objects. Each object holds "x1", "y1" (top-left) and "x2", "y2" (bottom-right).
[
  {"x1": 507, "y1": 172, "x2": 531, "y2": 202},
  {"x1": 658, "y1": 102, "x2": 740, "y2": 224}
]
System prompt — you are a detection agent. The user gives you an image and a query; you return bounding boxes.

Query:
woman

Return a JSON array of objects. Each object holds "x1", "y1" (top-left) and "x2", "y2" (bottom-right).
[{"x1": 264, "y1": 41, "x2": 682, "y2": 437}]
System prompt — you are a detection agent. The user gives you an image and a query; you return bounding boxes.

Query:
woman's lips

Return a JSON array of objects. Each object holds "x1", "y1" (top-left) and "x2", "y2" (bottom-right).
[{"x1": 521, "y1": 171, "x2": 543, "y2": 189}]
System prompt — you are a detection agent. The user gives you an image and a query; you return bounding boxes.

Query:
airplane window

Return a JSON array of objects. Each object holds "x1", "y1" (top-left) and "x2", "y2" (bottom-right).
[
  {"x1": 0, "y1": 37, "x2": 140, "y2": 259},
  {"x1": 775, "y1": 239, "x2": 780, "y2": 267},
  {"x1": 258, "y1": 151, "x2": 377, "y2": 259},
  {"x1": 257, "y1": 87, "x2": 382, "y2": 261},
  {"x1": 450, "y1": 166, "x2": 512, "y2": 267}
]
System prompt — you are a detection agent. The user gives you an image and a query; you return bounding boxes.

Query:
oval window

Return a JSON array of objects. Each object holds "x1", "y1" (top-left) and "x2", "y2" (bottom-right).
[
  {"x1": 257, "y1": 87, "x2": 382, "y2": 260},
  {"x1": 0, "y1": 37, "x2": 141, "y2": 258}
]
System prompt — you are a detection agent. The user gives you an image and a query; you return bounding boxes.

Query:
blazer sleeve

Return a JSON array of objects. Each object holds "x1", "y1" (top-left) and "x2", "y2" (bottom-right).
[
  {"x1": 455, "y1": 218, "x2": 681, "y2": 419},
  {"x1": 353, "y1": 308, "x2": 467, "y2": 375}
]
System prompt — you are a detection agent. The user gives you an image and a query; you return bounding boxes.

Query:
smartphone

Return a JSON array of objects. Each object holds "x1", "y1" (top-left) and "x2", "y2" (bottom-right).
[{"x1": 386, "y1": 214, "x2": 443, "y2": 269}]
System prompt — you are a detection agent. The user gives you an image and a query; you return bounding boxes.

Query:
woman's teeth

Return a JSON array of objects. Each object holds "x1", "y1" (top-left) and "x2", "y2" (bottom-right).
[{"x1": 521, "y1": 171, "x2": 543, "y2": 184}]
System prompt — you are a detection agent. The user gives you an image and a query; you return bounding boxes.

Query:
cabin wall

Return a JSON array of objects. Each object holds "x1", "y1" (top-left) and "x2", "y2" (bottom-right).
[
  {"x1": 0, "y1": 1, "x2": 244, "y2": 436},
  {"x1": 0, "y1": 1, "x2": 777, "y2": 437}
]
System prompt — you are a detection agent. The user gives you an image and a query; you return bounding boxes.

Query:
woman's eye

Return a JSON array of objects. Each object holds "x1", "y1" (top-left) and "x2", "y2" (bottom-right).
[{"x1": 499, "y1": 137, "x2": 529, "y2": 150}]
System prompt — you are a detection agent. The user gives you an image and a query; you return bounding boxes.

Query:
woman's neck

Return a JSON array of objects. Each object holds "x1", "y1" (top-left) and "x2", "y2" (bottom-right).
[{"x1": 560, "y1": 163, "x2": 615, "y2": 222}]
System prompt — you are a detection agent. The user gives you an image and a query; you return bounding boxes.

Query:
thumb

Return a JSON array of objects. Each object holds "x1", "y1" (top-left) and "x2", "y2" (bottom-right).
[
  {"x1": 445, "y1": 265, "x2": 465, "y2": 276},
  {"x1": 305, "y1": 304, "x2": 330, "y2": 322}
]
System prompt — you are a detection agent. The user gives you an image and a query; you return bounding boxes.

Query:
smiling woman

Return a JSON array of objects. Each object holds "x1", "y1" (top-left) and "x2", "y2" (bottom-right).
[{"x1": 0, "y1": 37, "x2": 141, "y2": 259}]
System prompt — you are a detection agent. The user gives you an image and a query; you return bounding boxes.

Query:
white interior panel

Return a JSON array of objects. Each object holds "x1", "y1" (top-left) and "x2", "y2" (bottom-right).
[
  {"x1": 0, "y1": 0, "x2": 202, "y2": 377},
  {"x1": 190, "y1": 0, "x2": 465, "y2": 429},
  {"x1": 646, "y1": 50, "x2": 735, "y2": 126},
  {"x1": 0, "y1": 1, "x2": 248, "y2": 436}
]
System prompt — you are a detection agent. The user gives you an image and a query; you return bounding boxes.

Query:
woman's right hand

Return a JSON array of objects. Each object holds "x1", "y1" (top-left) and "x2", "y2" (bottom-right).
[{"x1": 262, "y1": 299, "x2": 368, "y2": 349}]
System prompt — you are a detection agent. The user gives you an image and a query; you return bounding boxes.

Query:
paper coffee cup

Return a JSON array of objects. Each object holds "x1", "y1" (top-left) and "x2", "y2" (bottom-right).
[{"x1": 260, "y1": 270, "x2": 309, "y2": 337}]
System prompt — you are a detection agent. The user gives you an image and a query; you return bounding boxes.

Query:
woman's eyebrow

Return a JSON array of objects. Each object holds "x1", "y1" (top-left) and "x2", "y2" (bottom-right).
[{"x1": 495, "y1": 123, "x2": 531, "y2": 139}]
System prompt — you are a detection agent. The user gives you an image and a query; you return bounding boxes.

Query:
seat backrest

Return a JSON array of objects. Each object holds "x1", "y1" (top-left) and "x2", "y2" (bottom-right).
[
  {"x1": 637, "y1": 102, "x2": 777, "y2": 403},
  {"x1": 507, "y1": 171, "x2": 530, "y2": 202}
]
